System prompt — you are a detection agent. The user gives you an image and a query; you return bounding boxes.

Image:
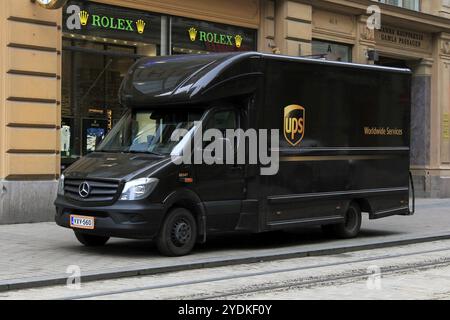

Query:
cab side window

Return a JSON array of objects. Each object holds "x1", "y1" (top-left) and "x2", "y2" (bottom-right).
[
  {"x1": 203, "y1": 109, "x2": 240, "y2": 155},
  {"x1": 206, "y1": 110, "x2": 238, "y2": 133}
]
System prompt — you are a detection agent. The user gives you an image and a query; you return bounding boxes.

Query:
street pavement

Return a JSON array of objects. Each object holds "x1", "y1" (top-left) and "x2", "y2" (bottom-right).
[
  {"x1": 3, "y1": 238, "x2": 450, "y2": 299},
  {"x1": 0, "y1": 198, "x2": 449, "y2": 291}
]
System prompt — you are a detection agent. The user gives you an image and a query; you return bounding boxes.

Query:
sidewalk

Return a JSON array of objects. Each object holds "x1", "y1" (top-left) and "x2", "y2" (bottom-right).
[{"x1": 1, "y1": 198, "x2": 450, "y2": 291}]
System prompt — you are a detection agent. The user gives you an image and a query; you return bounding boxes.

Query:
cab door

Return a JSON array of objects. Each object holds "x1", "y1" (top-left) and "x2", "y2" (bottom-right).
[{"x1": 193, "y1": 107, "x2": 246, "y2": 231}]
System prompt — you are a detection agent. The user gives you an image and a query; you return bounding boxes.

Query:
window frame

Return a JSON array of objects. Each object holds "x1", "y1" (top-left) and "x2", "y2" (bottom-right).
[
  {"x1": 311, "y1": 39, "x2": 353, "y2": 63},
  {"x1": 376, "y1": 0, "x2": 420, "y2": 11}
]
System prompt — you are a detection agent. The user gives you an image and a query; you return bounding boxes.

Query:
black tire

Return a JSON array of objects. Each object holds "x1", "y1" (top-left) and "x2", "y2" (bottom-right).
[
  {"x1": 321, "y1": 203, "x2": 362, "y2": 239},
  {"x1": 74, "y1": 231, "x2": 109, "y2": 247},
  {"x1": 156, "y1": 208, "x2": 197, "y2": 257}
]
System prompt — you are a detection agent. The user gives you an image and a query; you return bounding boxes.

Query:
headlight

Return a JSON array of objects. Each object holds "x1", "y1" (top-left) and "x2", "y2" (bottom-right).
[
  {"x1": 120, "y1": 178, "x2": 159, "y2": 201},
  {"x1": 57, "y1": 174, "x2": 65, "y2": 196}
]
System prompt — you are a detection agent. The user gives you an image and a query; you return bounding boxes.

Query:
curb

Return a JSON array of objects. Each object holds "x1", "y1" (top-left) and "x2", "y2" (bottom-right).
[{"x1": 2, "y1": 232, "x2": 450, "y2": 292}]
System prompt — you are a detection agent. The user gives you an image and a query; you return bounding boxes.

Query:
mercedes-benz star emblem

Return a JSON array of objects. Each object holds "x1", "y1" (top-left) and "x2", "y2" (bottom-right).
[{"x1": 79, "y1": 182, "x2": 91, "y2": 198}]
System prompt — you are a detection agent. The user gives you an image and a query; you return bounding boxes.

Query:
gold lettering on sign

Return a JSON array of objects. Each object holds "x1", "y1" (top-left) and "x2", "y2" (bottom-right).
[
  {"x1": 376, "y1": 26, "x2": 430, "y2": 51},
  {"x1": 364, "y1": 127, "x2": 403, "y2": 136}
]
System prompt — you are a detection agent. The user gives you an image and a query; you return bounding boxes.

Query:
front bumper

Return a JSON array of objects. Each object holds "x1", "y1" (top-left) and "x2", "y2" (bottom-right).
[{"x1": 54, "y1": 196, "x2": 165, "y2": 240}]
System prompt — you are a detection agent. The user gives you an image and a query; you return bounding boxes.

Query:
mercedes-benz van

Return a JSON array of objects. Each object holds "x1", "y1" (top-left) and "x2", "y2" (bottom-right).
[{"x1": 55, "y1": 52, "x2": 413, "y2": 256}]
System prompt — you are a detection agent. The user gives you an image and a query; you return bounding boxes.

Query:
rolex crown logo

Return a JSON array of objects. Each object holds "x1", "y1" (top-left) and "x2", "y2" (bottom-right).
[
  {"x1": 136, "y1": 20, "x2": 146, "y2": 34},
  {"x1": 188, "y1": 27, "x2": 198, "y2": 42},
  {"x1": 235, "y1": 35, "x2": 243, "y2": 48},
  {"x1": 79, "y1": 11, "x2": 89, "y2": 26}
]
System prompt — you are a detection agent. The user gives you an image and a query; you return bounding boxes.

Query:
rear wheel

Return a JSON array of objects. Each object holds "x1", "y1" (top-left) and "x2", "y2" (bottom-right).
[
  {"x1": 74, "y1": 231, "x2": 110, "y2": 247},
  {"x1": 156, "y1": 208, "x2": 197, "y2": 257},
  {"x1": 321, "y1": 203, "x2": 362, "y2": 239}
]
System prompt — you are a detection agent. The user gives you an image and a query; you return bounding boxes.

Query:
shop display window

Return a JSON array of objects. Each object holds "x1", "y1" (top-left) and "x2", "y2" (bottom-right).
[
  {"x1": 312, "y1": 40, "x2": 352, "y2": 62},
  {"x1": 61, "y1": 0, "x2": 257, "y2": 171},
  {"x1": 61, "y1": 1, "x2": 162, "y2": 168}
]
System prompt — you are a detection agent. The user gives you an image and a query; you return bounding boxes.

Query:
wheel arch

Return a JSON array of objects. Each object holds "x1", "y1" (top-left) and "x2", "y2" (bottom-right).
[
  {"x1": 163, "y1": 188, "x2": 206, "y2": 243},
  {"x1": 352, "y1": 198, "x2": 372, "y2": 216}
]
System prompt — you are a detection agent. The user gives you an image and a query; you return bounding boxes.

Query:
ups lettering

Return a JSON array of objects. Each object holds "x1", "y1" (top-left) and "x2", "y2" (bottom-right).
[{"x1": 285, "y1": 117, "x2": 304, "y2": 140}]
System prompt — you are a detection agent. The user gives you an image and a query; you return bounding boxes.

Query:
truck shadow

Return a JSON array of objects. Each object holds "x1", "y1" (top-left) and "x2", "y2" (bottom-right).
[
  {"x1": 195, "y1": 227, "x2": 402, "y2": 252},
  {"x1": 62, "y1": 227, "x2": 403, "y2": 258}
]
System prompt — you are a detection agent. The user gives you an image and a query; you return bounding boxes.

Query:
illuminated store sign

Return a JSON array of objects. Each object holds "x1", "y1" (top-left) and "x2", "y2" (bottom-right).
[
  {"x1": 172, "y1": 16, "x2": 257, "y2": 53},
  {"x1": 63, "y1": 1, "x2": 161, "y2": 43},
  {"x1": 188, "y1": 27, "x2": 243, "y2": 48},
  {"x1": 79, "y1": 10, "x2": 147, "y2": 34}
]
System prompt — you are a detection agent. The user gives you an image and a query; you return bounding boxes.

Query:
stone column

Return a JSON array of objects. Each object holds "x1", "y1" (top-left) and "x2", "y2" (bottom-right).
[
  {"x1": 432, "y1": 33, "x2": 450, "y2": 197},
  {"x1": 274, "y1": 0, "x2": 312, "y2": 57},
  {"x1": 412, "y1": 33, "x2": 450, "y2": 198},
  {"x1": 410, "y1": 58, "x2": 433, "y2": 170},
  {"x1": 0, "y1": 0, "x2": 62, "y2": 224},
  {"x1": 258, "y1": 0, "x2": 276, "y2": 54},
  {"x1": 410, "y1": 58, "x2": 433, "y2": 197},
  {"x1": 354, "y1": 16, "x2": 375, "y2": 65},
  {"x1": 0, "y1": 1, "x2": 5, "y2": 185},
  {"x1": 437, "y1": 34, "x2": 450, "y2": 168}
]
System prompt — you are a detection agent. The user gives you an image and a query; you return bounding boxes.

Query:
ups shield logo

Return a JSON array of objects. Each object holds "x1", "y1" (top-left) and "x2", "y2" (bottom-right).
[{"x1": 284, "y1": 105, "x2": 305, "y2": 146}]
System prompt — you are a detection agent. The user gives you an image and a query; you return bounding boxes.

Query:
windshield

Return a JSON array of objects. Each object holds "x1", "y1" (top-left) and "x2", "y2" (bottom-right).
[{"x1": 97, "y1": 108, "x2": 204, "y2": 155}]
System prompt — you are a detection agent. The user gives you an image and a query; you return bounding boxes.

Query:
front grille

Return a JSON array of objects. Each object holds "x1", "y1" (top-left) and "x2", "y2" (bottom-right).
[{"x1": 64, "y1": 178, "x2": 121, "y2": 203}]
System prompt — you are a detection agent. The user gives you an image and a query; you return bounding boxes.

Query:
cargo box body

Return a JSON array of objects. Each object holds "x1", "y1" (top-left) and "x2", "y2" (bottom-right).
[{"x1": 253, "y1": 55, "x2": 412, "y2": 231}]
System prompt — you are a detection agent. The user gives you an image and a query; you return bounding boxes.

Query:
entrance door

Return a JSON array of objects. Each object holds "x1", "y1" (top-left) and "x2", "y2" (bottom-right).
[
  {"x1": 376, "y1": 56, "x2": 410, "y2": 68},
  {"x1": 194, "y1": 108, "x2": 246, "y2": 232}
]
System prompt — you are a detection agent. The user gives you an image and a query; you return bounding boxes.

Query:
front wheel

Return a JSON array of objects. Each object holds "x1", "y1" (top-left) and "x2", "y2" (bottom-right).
[
  {"x1": 322, "y1": 203, "x2": 362, "y2": 239},
  {"x1": 74, "y1": 231, "x2": 110, "y2": 247},
  {"x1": 156, "y1": 208, "x2": 197, "y2": 257}
]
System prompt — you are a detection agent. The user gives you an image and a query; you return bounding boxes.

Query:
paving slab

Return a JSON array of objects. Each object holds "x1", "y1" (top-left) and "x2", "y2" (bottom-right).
[{"x1": 0, "y1": 198, "x2": 449, "y2": 291}]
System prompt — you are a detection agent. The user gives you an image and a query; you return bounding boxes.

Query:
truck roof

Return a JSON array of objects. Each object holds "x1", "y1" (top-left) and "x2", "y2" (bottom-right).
[{"x1": 119, "y1": 51, "x2": 411, "y2": 107}]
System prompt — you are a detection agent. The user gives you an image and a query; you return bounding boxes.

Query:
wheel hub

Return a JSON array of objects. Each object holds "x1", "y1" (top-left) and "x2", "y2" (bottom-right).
[{"x1": 171, "y1": 219, "x2": 191, "y2": 246}]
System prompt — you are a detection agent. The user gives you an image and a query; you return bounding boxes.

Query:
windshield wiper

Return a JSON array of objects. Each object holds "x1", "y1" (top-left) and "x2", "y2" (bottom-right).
[
  {"x1": 95, "y1": 150, "x2": 121, "y2": 153},
  {"x1": 127, "y1": 150, "x2": 165, "y2": 156}
]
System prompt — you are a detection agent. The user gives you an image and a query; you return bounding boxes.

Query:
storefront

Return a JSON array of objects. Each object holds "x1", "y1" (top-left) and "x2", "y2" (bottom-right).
[
  {"x1": 370, "y1": 25, "x2": 436, "y2": 198},
  {"x1": 297, "y1": 5, "x2": 448, "y2": 198},
  {"x1": 60, "y1": 0, "x2": 257, "y2": 169},
  {"x1": 0, "y1": 0, "x2": 262, "y2": 224}
]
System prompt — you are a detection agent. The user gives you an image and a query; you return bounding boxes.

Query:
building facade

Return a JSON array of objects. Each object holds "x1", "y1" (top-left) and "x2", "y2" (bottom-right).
[{"x1": 0, "y1": 0, "x2": 449, "y2": 224}]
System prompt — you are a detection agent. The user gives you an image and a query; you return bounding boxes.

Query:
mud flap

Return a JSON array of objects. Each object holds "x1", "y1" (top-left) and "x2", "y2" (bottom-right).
[{"x1": 407, "y1": 171, "x2": 415, "y2": 216}]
